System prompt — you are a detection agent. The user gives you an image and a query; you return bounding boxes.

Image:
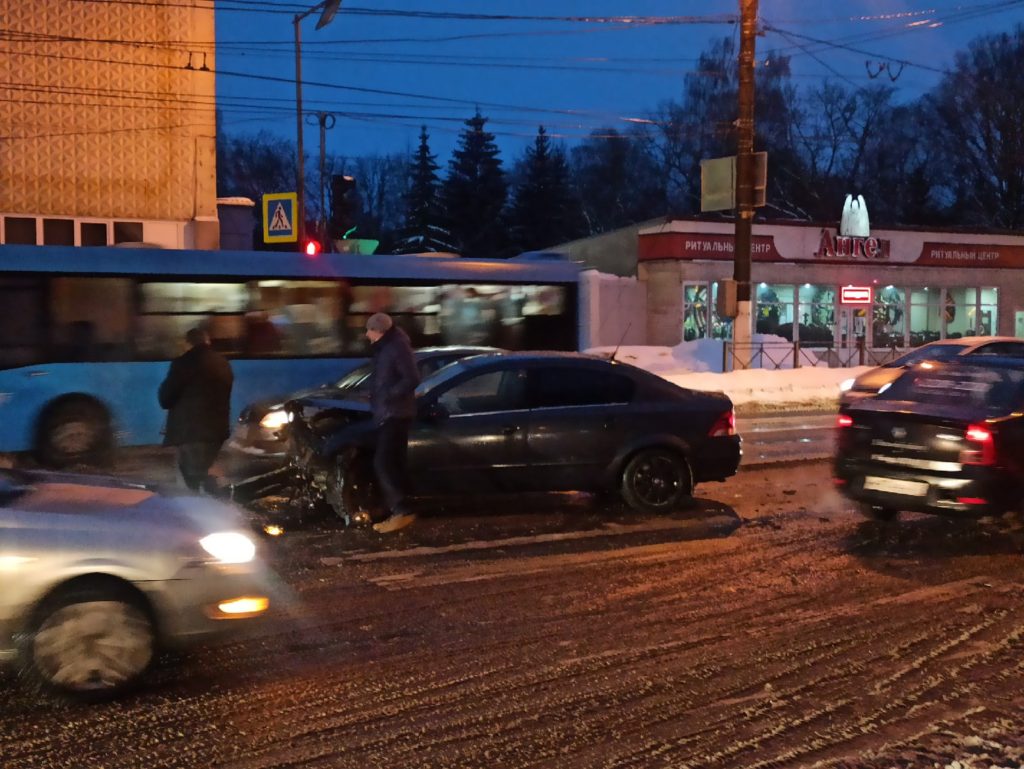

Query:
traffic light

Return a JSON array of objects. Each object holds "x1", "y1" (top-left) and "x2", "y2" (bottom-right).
[
  {"x1": 304, "y1": 238, "x2": 321, "y2": 257},
  {"x1": 329, "y1": 174, "x2": 358, "y2": 240}
]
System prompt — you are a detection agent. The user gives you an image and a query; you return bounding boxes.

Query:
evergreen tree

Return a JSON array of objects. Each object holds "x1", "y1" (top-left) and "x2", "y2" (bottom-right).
[
  {"x1": 508, "y1": 126, "x2": 585, "y2": 252},
  {"x1": 442, "y1": 110, "x2": 508, "y2": 258},
  {"x1": 396, "y1": 126, "x2": 454, "y2": 253}
]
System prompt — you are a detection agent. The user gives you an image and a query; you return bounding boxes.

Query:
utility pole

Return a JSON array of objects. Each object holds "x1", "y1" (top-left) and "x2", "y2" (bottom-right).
[
  {"x1": 733, "y1": 0, "x2": 759, "y2": 367},
  {"x1": 293, "y1": 1, "x2": 342, "y2": 248},
  {"x1": 306, "y1": 111, "x2": 337, "y2": 247}
]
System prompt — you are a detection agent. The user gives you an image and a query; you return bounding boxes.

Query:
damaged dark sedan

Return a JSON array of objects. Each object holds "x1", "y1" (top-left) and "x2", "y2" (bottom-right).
[{"x1": 286, "y1": 352, "x2": 741, "y2": 521}]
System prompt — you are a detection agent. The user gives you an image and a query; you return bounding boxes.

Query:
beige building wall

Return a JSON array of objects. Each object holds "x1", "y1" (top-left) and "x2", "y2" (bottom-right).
[{"x1": 1, "y1": 0, "x2": 217, "y2": 239}]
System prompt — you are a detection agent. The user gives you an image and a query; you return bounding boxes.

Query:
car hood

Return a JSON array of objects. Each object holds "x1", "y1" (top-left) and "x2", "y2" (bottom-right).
[
  {"x1": 247, "y1": 385, "x2": 368, "y2": 416},
  {"x1": 852, "y1": 365, "x2": 905, "y2": 392},
  {"x1": 6, "y1": 471, "x2": 250, "y2": 535}
]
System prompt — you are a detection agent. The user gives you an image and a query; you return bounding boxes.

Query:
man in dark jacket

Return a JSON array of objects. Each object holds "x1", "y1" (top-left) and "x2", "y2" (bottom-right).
[
  {"x1": 365, "y1": 312, "x2": 420, "y2": 533},
  {"x1": 158, "y1": 327, "x2": 234, "y2": 493}
]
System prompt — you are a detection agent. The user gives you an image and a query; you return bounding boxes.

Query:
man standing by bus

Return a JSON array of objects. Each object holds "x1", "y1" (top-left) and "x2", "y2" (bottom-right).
[
  {"x1": 158, "y1": 327, "x2": 234, "y2": 493},
  {"x1": 365, "y1": 312, "x2": 420, "y2": 533}
]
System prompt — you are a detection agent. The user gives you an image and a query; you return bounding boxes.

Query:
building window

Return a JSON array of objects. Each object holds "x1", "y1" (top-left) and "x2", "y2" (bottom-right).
[
  {"x1": 979, "y1": 287, "x2": 998, "y2": 337},
  {"x1": 873, "y1": 286, "x2": 905, "y2": 348},
  {"x1": 945, "y1": 287, "x2": 976, "y2": 339},
  {"x1": 756, "y1": 283, "x2": 795, "y2": 340},
  {"x1": 683, "y1": 284, "x2": 709, "y2": 341},
  {"x1": 43, "y1": 218, "x2": 75, "y2": 246},
  {"x1": 710, "y1": 282, "x2": 733, "y2": 340},
  {"x1": 909, "y1": 287, "x2": 941, "y2": 346},
  {"x1": 797, "y1": 284, "x2": 835, "y2": 346},
  {"x1": 80, "y1": 222, "x2": 108, "y2": 247},
  {"x1": 113, "y1": 221, "x2": 144, "y2": 244},
  {"x1": 3, "y1": 217, "x2": 37, "y2": 245}
]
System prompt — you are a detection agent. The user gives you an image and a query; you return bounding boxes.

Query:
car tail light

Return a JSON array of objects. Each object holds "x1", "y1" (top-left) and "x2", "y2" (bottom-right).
[
  {"x1": 959, "y1": 423, "x2": 996, "y2": 466},
  {"x1": 708, "y1": 409, "x2": 735, "y2": 437},
  {"x1": 836, "y1": 414, "x2": 854, "y2": 428}
]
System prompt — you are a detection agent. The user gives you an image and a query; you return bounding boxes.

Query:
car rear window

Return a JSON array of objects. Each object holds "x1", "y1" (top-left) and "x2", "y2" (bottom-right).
[{"x1": 882, "y1": 365, "x2": 1024, "y2": 413}]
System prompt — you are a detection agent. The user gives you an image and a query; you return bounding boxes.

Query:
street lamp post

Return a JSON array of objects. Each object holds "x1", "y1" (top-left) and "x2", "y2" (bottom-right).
[{"x1": 294, "y1": 0, "x2": 342, "y2": 246}]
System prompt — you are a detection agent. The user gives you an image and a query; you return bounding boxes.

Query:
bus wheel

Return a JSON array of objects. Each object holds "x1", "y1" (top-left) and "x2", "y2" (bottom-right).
[
  {"x1": 37, "y1": 398, "x2": 113, "y2": 469},
  {"x1": 326, "y1": 452, "x2": 383, "y2": 525}
]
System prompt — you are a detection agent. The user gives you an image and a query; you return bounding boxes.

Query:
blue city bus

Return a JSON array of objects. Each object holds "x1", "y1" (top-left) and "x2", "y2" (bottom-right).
[{"x1": 0, "y1": 244, "x2": 580, "y2": 466}]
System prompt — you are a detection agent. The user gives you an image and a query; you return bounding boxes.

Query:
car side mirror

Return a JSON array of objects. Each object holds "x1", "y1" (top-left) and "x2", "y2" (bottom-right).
[{"x1": 422, "y1": 401, "x2": 449, "y2": 421}]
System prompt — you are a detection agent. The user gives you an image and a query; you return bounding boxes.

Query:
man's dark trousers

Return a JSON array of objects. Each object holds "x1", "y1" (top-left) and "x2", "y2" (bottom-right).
[
  {"x1": 178, "y1": 441, "x2": 223, "y2": 493},
  {"x1": 374, "y1": 418, "x2": 412, "y2": 516}
]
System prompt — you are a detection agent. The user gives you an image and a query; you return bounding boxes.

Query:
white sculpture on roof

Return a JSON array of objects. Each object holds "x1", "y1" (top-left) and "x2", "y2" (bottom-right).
[{"x1": 840, "y1": 194, "x2": 870, "y2": 238}]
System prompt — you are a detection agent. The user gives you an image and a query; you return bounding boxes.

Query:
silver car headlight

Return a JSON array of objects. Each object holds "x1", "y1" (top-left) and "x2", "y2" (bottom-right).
[
  {"x1": 259, "y1": 409, "x2": 291, "y2": 430},
  {"x1": 199, "y1": 532, "x2": 257, "y2": 564},
  {"x1": 839, "y1": 377, "x2": 856, "y2": 392}
]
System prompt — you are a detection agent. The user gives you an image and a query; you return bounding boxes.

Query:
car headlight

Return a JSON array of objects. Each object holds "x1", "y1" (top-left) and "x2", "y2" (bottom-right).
[
  {"x1": 259, "y1": 409, "x2": 291, "y2": 430},
  {"x1": 199, "y1": 532, "x2": 257, "y2": 564},
  {"x1": 839, "y1": 378, "x2": 856, "y2": 392}
]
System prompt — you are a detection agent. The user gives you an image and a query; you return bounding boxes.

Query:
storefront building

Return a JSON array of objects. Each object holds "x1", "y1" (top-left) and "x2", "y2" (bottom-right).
[{"x1": 637, "y1": 217, "x2": 1024, "y2": 351}]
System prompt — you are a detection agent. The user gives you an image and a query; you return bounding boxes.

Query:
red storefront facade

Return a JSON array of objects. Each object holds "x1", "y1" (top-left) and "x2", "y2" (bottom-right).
[{"x1": 636, "y1": 219, "x2": 1024, "y2": 351}]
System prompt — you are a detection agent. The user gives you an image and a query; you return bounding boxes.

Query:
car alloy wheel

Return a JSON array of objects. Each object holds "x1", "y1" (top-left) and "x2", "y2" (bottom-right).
[
  {"x1": 31, "y1": 598, "x2": 154, "y2": 697},
  {"x1": 621, "y1": 449, "x2": 692, "y2": 514}
]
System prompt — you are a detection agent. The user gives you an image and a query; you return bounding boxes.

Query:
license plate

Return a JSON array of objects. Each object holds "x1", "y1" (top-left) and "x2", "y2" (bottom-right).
[{"x1": 863, "y1": 476, "x2": 928, "y2": 496}]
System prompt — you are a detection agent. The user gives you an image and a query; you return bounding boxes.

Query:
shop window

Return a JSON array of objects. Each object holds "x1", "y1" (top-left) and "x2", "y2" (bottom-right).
[
  {"x1": 3, "y1": 217, "x2": 37, "y2": 245},
  {"x1": 979, "y1": 287, "x2": 998, "y2": 337},
  {"x1": 797, "y1": 284, "x2": 835, "y2": 346},
  {"x1": 710, "y1": 282, "x2": 733, "y2": 340},
  {"x1": 683, "y1": 284, "x2": 709, "y2": 341},
  {"x1": 50, "y1": 278, "x2": 133, "y2": 361},
  {"x1": 944, "y1": 287, "x2": 976, "y2": 339},
  {"x1": 872, "y1": 286, "x2": 905, "y2": 348},
  {"x1": 80, "y1": 222, "x2": 108, "y2": 247},
  {"x1": 43, "y1": 219, "x2": 75, "y2": 246},
  {"x1": 909, "y1": 287, "x2": 941, "y2": 347},
  {"x1": 113, "y1": 221, "x2": 144, "y2": 244},
  {"x1": 755, "y1": 283, "x2": 795, "y2": 340}
]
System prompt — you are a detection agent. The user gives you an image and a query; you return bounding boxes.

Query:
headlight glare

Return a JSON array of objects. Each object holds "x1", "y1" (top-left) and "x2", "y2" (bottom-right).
[
  {"x1": 839, "y1": 378, "x2": 856, "y2": 392},
  {"x1": 259, "y1": 409, "x2": 291, "y2": 430},
  {"x1": 199, "y1": 532, "x2": 256, "y2": 564}
]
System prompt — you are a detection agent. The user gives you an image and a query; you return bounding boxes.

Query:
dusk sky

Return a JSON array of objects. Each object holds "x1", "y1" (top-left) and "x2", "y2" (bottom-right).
[{"x1": 213, "y1": 1, "x2": 1024, "y2": 163}]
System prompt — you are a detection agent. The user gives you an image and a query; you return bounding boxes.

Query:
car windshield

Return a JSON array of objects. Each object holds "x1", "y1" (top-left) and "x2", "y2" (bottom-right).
[
  {"x1": 333, "y1": 363, "x2": 372, "y2": 390},
  {"x1": 889, "y1": 344, "x2": 969, "y2": 367},
  {"x1": 881, "y1": 364, "x2": 1024, "y2": 414}
]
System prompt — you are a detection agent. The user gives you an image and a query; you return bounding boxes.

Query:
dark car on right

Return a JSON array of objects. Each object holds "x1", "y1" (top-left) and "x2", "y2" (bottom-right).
[{"x1": 834, "y1": 357, "x2": 1024, "y2": 521}]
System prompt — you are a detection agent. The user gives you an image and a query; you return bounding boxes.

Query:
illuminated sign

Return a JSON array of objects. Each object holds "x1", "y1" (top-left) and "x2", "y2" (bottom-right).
[{"x1": 841, "y1": 285, "x2": 872, "y2": 304}]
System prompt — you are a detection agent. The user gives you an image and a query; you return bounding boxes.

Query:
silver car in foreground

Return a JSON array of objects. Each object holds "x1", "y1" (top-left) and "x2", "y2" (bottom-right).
[{"x1": 0, "y1": 469, "x2": 272, "y2": 699}]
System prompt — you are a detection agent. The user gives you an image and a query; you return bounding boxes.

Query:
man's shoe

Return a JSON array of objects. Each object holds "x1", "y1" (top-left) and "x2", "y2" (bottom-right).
[{"x1": 372, "y1": 512, "x2": 416, "y2": 533}]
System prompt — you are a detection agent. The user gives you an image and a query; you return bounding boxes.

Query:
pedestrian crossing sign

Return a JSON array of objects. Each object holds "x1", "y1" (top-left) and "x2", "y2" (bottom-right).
[{"x1": 262, "y1": 192, "x2": 298, "y2": 243}]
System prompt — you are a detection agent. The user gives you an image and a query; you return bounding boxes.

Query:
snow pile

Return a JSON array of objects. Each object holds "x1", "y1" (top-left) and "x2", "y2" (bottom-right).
[{"x1": 587, "y1": 337, "x2": 874, "y2": 411}]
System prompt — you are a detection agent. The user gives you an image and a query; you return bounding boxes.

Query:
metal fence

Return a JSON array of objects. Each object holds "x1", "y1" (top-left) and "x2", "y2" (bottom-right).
[{"x1": 722, "y1": 340, "x2": 904, "y2": 372}]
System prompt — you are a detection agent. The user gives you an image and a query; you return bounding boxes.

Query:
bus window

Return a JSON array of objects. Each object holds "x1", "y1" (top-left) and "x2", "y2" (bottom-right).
[
  {"x1": 138, "y1": 282, "x2": 248, "y2": 359},
  {"x1": 251, "y1": 280, "x2": 344, "y2": 357},
  {"x1": 0, "y1": 278, "x2": 45, "y2": 368},
  {"x1": 50, "y1": 278, "x2": 133, "y2": 361}
]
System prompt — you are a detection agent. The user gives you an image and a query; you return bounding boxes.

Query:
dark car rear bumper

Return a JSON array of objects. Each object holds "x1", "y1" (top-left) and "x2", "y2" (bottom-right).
[
  {"x1": 693, "y1": 436, "x2": 743, "y2": 482},
  {"x1": 834, "y1": 459, "x2": 1013, "y2": 517}
]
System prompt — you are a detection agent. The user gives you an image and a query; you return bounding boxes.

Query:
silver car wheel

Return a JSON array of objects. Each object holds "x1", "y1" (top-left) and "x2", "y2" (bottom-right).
[{"x1": 32, "y1": 600, "x2": 154, "y2": 692}]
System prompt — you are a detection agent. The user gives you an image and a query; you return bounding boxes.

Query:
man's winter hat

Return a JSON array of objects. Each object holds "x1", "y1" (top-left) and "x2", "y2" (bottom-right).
[{"x1": 366, "y1": 312, "x2": 393, "y2": 333}]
